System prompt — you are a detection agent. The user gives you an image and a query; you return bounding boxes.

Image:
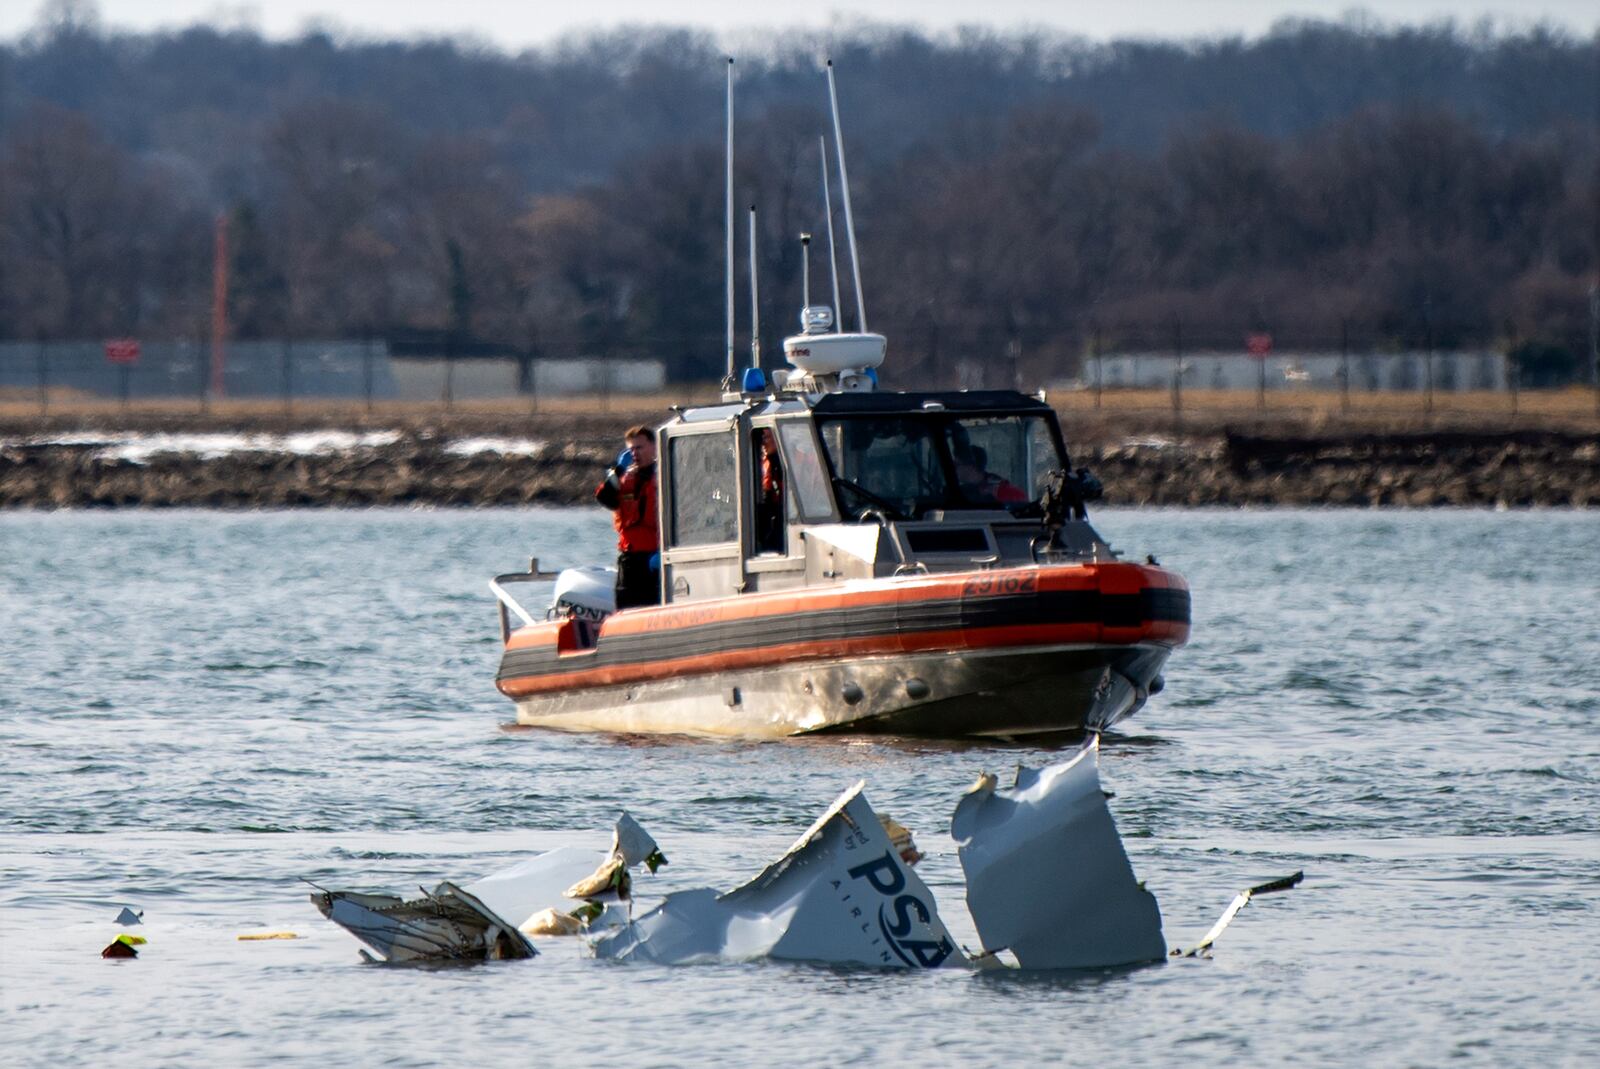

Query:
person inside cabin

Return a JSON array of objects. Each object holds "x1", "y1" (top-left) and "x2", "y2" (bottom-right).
[
  {"x1": 954, "y1": 445, "x2": 1026, "y2": 507},
  {"x1": 595, "y1": 425, "x2": 660, "y2": 609},
  {"x1": 754, "y1": 428, "x2": 786, "y2": 554}
]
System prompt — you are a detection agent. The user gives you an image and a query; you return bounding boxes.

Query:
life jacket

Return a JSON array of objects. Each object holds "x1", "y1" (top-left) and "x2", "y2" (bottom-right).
[
  {"x1": 610, "y1": 463, "x2": 659, "y2": 553},
  {"x1": 760, "y1": 452, "x2": 783, "y2": 504},
  {"x1": 964, "y1": 472, "x2": 1028, "y2": 505},
  {"x1": 985, "y1": 473, "x2": 1027, "y2": 505}
]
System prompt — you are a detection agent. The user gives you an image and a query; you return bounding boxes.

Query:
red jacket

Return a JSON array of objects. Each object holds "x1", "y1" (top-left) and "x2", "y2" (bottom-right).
[{"x1": 598, "y1": 463, "x2": 659, "y2": 553}]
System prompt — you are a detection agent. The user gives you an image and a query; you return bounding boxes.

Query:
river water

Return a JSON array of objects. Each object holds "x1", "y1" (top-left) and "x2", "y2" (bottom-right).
[{"x1": 2, "y1": 508, "x2": 1597, "y2": 1066}]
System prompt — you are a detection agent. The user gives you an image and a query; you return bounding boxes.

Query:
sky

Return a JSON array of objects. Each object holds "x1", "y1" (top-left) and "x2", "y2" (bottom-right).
[{"x1": 4, "y1": 0, "x2": 1597, "y2": 46}]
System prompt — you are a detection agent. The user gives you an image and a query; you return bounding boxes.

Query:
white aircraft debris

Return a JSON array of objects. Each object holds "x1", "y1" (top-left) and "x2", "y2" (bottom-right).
[
  {"x1": 950, "y1": 737, "x2": 1167, "y2": 969},
  {"x1": 310, "y1": 814, "x2": 665, "y2": 962},
  {"x1": 1172, "y1": 871, "x2": 1305, "y2": 957},
  {"x1": 591, "y1": 782, "x2": 959, "y2": 968},
  {"x1": 309, "y1": 881, "x2": 536, "y2": 963},
  {"x1": 311, "y1": 741, "x2": 1304, "y2": 971}
]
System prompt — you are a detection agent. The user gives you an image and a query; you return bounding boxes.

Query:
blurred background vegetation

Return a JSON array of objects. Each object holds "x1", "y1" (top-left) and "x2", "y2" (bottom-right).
[{"x1": 0, "y1": 2, "x2": 1595, "y2": 386}]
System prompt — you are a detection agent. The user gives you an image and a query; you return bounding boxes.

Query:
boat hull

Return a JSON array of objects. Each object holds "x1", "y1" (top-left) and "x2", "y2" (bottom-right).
[
  {"x1": 510, "y1": 641, "x2": 1171, "y2": 738},
  {"x1": 497, "y1": 562, "x2": 1188, "y2": 739}
]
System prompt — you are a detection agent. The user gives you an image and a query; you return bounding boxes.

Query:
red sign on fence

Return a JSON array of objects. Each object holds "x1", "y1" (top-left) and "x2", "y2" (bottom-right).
[
  {"x1": 104, "y1": 339, "x2": 141, "y2": 365},
  {"x1": 1245, "y1": 332, "x2": 1273, "y2": 358}
]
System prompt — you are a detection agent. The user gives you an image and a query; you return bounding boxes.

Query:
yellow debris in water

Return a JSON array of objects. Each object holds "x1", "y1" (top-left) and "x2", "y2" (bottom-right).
[
  {"x1": 564, "y1": 856, "x2": 629, "y2": 900},
  {"x1": 237, "y1": 932, "x2": 301, "y2": 941},
  {"x1": 877, "y1": 814, "x2": 923, "y2": 866},
  {"x1": 117, "y1": 934, "x2": 148, "y2": 946},
  {"x1": 519, "y1": 908, "x2": 583, "y2": 936}
]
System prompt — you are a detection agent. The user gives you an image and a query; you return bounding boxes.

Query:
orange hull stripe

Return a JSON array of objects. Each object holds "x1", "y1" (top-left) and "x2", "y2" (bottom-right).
[
  {"x1": 505, "y1": 562, "x2": 1187, "y2": 652},
  {"x1": 497, "y1": 620, "x2": 1185, "y2": 698}
]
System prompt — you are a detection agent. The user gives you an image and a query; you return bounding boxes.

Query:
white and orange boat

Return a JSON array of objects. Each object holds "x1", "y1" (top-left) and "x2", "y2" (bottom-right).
[{"x1": 488, "y1": 62, "x2": 1189, "y2": 738}]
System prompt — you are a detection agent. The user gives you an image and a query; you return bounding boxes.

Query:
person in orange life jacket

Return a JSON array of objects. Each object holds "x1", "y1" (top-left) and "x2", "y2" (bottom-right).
[
  {"x1": 595, "y1": 425, "x2": 660, "y2": 609},
  {"x1": 955, "y1": 445, "x2": 1026, "y2": 506},
  {"x1": 754, "y1": 429, "x2": 785, "y2": 554}
]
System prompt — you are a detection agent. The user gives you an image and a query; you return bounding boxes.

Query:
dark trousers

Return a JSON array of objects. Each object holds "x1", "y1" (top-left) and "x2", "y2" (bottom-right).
[{"x1": 615, "y1": 551, "x2": 660, "y2": 610}]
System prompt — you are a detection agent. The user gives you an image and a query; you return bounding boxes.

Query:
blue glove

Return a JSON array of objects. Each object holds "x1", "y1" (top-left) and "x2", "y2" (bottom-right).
[
  {"x1": 616, "y1": 447, "x2": 635, "y2": 469},
  {"x1": 648, "y1": 552, "x2": 660, "y2": 572}
]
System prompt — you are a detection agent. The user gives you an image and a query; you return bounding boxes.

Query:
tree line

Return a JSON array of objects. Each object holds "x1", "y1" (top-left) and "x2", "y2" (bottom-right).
[{"x1": 1, "y1": 6, "x2": 1596, "y2": 385}]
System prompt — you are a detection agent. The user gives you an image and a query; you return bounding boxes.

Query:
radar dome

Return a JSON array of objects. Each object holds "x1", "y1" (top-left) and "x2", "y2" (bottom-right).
[{"x1": 782, "y1": 332, "x2": 886, "y2": 376}]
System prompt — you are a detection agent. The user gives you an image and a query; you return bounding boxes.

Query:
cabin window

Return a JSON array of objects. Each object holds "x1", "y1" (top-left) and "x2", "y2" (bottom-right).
[
  {"x1": 778, "y1": 423, "x2": 833, "y2": 521},
  {"x1": 818, "y1": 417, "x2": 948, "y2": 520},
  {"x1": 948, "y1": 416, "x2": 1060, "y2": 506},
  {"x1": 669, "y1": 432, "x2": 737, "y2": 546},
  {"x1": 817, "y1": 413, "x2": 1066, "y2": 519}
]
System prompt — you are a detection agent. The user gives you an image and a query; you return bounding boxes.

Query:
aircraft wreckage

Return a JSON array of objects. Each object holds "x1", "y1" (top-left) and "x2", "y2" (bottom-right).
[{"x1": 310, "y1": 739, "x2": 1302, "y2": 970}]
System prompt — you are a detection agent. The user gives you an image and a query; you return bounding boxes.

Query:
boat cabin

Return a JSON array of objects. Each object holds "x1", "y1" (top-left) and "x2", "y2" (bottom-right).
[{"x1": 655, "y1": 389, "x2": 1112, "y2": 605}]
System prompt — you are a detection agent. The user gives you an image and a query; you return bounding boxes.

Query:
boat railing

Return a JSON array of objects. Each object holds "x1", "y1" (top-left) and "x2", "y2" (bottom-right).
[{"x1": 489, "y1": 572, "x2": 547, "y2": 640}]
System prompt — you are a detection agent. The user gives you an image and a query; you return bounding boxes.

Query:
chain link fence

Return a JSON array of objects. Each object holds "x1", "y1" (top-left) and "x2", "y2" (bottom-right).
[
  {"x1": 2, "y1": 319, "x2": 1596, "y2": 422},
  {"x1": 0, "y1": 341, "x2": 677, "y2": 414}
]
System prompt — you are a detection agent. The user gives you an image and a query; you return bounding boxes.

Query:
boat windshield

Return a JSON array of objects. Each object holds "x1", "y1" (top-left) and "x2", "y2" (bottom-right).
[{"x1": 817, "y1": 414, "x2": 1063, "y2": 519}]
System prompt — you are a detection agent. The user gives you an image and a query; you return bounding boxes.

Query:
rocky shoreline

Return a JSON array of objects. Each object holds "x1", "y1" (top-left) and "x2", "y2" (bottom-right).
[
  {"x1": 1091, "y1": 430, "x2": 1600, "y2": 507},
  {"x1": 1, "y1": 428, "x2": 1596, "y2": 509}
]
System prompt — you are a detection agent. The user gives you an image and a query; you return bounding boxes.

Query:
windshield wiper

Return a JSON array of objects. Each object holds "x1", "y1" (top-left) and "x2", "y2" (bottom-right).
[{"x1": 831, "y1": 477, "x2": 907, "y2": 521}]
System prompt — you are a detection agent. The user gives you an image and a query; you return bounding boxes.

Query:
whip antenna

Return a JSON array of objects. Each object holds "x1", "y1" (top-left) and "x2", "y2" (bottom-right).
[
  {"x1": 819, "y1": 136, "x2": 843, "y2": 328},
  {"x1": 825, "y1": 61, "x2": 867, "y2": 333},
  {"x1": 749, "y1": 205, "x2": 760, "y2": 370},
  {"x1": 725, "y1": 58, "x2": 735, "y2": 383}
]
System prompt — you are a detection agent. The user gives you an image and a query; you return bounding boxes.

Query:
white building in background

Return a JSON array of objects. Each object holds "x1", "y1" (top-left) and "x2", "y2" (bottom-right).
[
  {"x1": 387, "y1": 356, "x2": 668, "y2": 401},
  {"x1": 388, "y1": 355, "x2": 521, "y2": 401},
  {"x1": 1071, "y1": 351, "x2": 1511, "y2": 392},
  {"x1": 529, "y1": 359, "x2": 667, "y2": 395}
]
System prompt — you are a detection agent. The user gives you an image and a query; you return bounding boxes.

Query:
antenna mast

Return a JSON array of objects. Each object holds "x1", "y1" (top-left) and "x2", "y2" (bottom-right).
[
  {"x1": 725, "y1": 58, "x2": 736, "y2": 383},
  {"x1": 825, "y1": 61, "x2": 867, "y2": 333},
  {"x1": 800, "y1": 233, "x2": 811, "y2": 309},
  {"x1": 819, "y1": 136, "x2": 843, "y2": 328},
  {"x1": 749, "y1": 205, "x2": 760, "y2": 370}
]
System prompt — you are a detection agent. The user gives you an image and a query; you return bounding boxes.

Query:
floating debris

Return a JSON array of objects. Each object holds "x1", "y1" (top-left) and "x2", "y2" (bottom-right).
[
  {"x1": 520, "y1": 908, "x2": 585, "y2": 937},
  {"x1": 311, "y1": 815, "x2": 664, "y2": 963},
  {"x1": 1172, "y1": 871, "x2": 1306, "y2": 958},
  {"x1": 237, "y1": 932, "x2": 301, "y2": 941},
  {"x1": 309, "y1": 882, "x2": 535, "y2": 964},
  {"x1": 311, "y1": 740, "x2": 1304, "y2": 971},
  {"x1": 101, "y1": 934, "x2": 144, "y2": 959},
  {"x1": 564, "y1": 856, "x2": 630, "y2": 902},
  {"x1": 592, "y1": 738, "x2": 1173, "y2": 970},
  {"x1": 114, "y1": 907, "x2": 143, "y2": 926},
  {"x1": 591, "y1": 781, "x2": 960, "y2": 969},
  {"x1": 951, "y1": 740, "x2": 1167, "y2": 969},
  {"x1": 878, "y1": 814, "x2": 922, "y2": 866}
]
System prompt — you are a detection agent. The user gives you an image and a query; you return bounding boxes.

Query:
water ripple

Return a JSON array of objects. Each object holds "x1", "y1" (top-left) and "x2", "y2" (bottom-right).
[{"x1": 1, "y1": 507, "x2": 1597, "y2": 1065}]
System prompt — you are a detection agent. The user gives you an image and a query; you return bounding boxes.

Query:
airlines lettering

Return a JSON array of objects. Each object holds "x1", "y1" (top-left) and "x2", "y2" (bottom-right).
[{"x1": 845, "y1": 850, "x2": 954, "y2": 969}]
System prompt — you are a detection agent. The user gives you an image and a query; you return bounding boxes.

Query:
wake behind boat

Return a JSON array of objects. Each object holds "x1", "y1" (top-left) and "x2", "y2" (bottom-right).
[{"x1": 488, "y1": 61, "x2": 1190, "y2": 739}]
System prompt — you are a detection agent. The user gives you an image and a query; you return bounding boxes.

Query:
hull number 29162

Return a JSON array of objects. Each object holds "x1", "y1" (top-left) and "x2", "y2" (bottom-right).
[{"x1": 962, "y1": 572, "x2": 1038, "y2": 598}]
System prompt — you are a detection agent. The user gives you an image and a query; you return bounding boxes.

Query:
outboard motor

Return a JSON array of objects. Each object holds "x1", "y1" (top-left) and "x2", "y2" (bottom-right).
[
  {"x1": 549, "y1": 566, "x2": 618, "y2": 649},
  {"x1": 551, "y1": 566, "x2": 617, "y2": 623}
]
